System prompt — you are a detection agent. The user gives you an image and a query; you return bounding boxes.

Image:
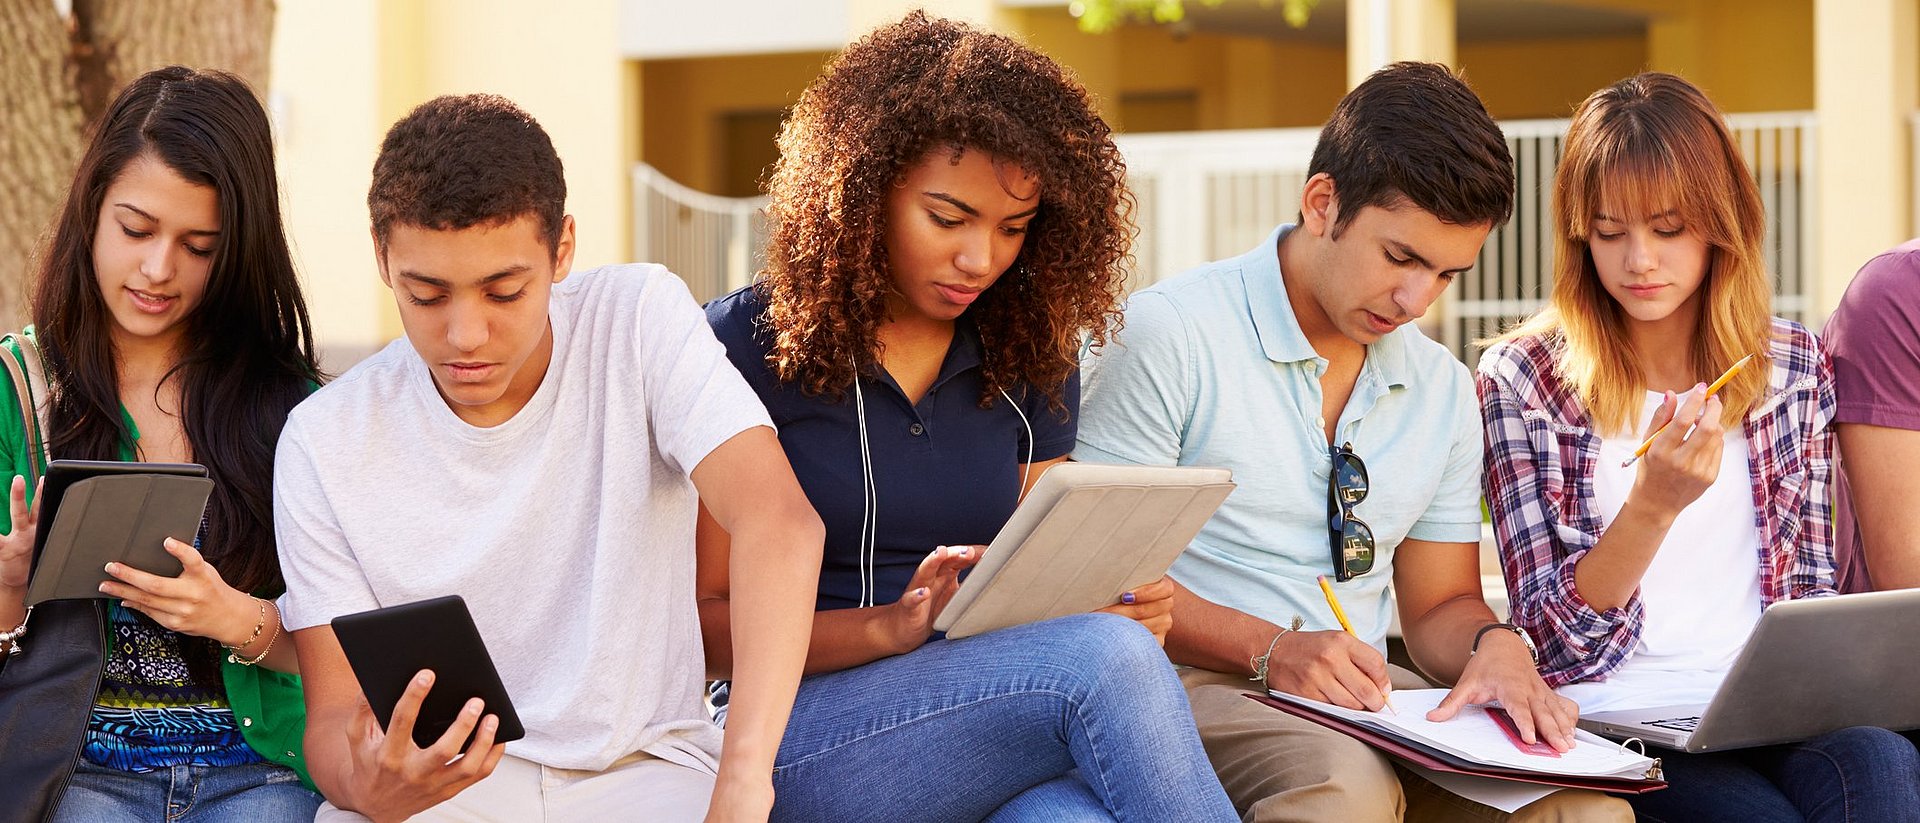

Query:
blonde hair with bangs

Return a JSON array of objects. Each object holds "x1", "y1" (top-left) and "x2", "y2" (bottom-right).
[{"x1": 1499, "y1": 73, "x2": 1774, "y2": 435}]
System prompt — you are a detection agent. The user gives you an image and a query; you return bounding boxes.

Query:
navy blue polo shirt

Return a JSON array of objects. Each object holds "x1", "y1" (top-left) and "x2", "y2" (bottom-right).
[{"x1": 706, "y1": 286, "x2": 1078, "y2": 612}]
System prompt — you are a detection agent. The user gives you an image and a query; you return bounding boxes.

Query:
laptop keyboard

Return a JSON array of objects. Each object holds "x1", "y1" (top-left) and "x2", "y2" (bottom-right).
[{"x1": 1647, "y1": 716, "x2": 1702, "y2": 732}]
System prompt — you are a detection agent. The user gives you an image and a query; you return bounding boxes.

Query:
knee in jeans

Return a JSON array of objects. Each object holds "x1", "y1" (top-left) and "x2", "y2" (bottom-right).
[
  {"x1": 1814, "y1": 726, "x2": 1920, "y2": 773},
  {"x1": 1042, "y1": 612, "x2": 1163, "y2": 671}
]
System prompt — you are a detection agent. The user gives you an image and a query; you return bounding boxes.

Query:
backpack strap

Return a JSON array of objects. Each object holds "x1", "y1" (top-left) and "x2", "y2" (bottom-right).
[{"x1": 0, "y1": 331, "x2": 50, "y2": 484}]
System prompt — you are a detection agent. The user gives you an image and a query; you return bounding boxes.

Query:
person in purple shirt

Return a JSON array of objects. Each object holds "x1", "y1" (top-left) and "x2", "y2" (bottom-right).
[{"x1": 1827, "y1": 240, "x2": 1920, "y2": 592}]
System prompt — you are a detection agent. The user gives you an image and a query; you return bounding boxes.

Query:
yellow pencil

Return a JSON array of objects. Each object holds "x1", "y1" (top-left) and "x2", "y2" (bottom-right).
[
  {"x1": 1317, "y1": 575, "x2": 1395, "y2": 714},
  {"x1": 1621, "y1": 353, "x2": 1755, "y2": 468}
]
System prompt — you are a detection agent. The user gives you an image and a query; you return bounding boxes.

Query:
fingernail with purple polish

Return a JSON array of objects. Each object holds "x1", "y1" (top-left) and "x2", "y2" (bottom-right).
[{"x1": 1121, "y1": 591, "x2": 1137, "y2": 605}]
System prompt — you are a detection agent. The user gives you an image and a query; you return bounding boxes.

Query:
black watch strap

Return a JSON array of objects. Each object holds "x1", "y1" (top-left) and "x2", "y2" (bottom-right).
[{"x1": 1471, "y1": 622, "x2": 1539, "y2": 665}]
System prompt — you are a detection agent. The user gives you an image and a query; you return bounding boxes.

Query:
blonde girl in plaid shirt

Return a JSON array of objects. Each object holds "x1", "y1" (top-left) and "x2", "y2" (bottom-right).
[{"x1": 1478, "y1": 73, "x2": 1920, "y2": 822}]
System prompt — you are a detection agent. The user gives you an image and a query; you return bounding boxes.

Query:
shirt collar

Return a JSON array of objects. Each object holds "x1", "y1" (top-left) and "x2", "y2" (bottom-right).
[
  {"x1": 1244, "y1": 223, "x2": 1412, "y2": 389},
  {"x1": 939, "y1": 315, "x2": 985, "y2": 384},
  {"x1": 1245, "y1": 224, "x2": 1320, "y2": 365}
]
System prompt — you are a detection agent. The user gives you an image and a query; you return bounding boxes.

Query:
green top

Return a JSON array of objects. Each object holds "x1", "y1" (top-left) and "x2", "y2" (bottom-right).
[{"x1": 2, "y1": 328, "x2": 312, "y2": 788}]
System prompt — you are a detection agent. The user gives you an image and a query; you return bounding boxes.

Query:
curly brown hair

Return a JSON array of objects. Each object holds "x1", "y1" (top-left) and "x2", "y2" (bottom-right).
[{"x1": 758, "y1": 10, "x2": 1132, "y2": 410}]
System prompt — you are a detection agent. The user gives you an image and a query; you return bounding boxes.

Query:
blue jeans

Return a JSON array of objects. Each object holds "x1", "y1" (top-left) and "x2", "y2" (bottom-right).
[
  {"x1": 50, "y1": 758, "x2": 319, "y2": 823},
  {"x1": 765, "y1": 613, "x2": 1236, "y2": 823},
  {"x1": 1630, "y1": 726, "x2": 1920, "y2": 823}
]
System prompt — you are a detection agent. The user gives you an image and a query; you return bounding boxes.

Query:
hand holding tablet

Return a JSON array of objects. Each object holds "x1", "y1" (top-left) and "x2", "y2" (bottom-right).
[
  {"x1": 25, "y1": 459, "x2": 211, "y2": 606},
  {"x1": 331, "y1": 595, "x2": 525, "y2": 750},
  {"x1": 933, "y1": 462, "x2": 1235, "y2": 639}
]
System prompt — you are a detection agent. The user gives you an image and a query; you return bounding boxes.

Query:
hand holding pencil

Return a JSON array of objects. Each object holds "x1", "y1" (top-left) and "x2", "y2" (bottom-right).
[
  {"x1": 1317, "y1": 575, "x2": 1396, "y2": 715},
  {"x1": 1621, "y1": 353, "x2": 1753, "y2": 468},
  {"x1": 1621, "y1": 358, "x2": 1750, "y2": 519}
]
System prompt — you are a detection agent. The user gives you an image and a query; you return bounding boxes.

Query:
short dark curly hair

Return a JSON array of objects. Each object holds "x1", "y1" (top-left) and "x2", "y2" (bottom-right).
[
  {"x1": 368, "y1": 94, "x2": 567, "y2": 255},
  {"x1": 1309, "y1": 62, "x2": 1514, "y2": 236},
  {"x1": 758, "y1": 10, "x2": 1133, "y2": 409}
]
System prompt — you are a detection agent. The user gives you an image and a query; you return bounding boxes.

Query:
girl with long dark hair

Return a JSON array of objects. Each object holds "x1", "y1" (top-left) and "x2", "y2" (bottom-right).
[{"x1": 0, "y1": 65, "x2": 324, "y2": 821}]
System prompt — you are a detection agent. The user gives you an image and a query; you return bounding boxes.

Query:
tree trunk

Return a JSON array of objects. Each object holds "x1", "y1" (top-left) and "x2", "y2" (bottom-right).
[
  {"x1": 0, "y1": 0, "x2": 276, "y2": 330},
  {"x1": 0, "y1": 0, "x2": 84, "y2": 329}
]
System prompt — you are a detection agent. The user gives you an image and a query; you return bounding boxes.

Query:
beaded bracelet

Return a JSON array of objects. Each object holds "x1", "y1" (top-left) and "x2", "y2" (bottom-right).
[
  {"x1": 1249, "y1": 614, "x2": 1306, "y2": 682},
  {"x1": 225, "y1": 597, "x2": 267, "y2": 656},
  {"x1": 0, "y1": 612, "x2": 28, "y2": 657},
  {"x1": 228, "y1": 602, "x2": 281, "y2": 666}
]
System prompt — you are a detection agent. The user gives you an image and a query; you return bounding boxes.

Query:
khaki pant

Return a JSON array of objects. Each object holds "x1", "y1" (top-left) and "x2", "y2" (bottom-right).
[
  {"x1": 1181, "y1": 667, "x2": 1633, "y2": 823},
  {"x1": 314, "y1": 749, "x2": 715, "y2": 822}
]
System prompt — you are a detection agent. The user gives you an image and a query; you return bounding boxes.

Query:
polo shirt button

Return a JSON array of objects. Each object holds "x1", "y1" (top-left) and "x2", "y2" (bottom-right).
[
  {"x1": 241, "y1": 717, "x2": 253, "y2": 727},
  {"x1": 909, "y1": 423, "x2": 925, "y2": 436}
]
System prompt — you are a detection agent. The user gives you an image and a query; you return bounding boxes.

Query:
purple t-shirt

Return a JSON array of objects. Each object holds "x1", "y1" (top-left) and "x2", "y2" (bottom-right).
[{"x1": 1825, "y1": 239, "x2": 1920, "y2": 592}]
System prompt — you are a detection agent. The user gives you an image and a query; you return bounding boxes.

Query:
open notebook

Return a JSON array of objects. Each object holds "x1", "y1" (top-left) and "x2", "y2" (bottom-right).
[{"x1": 1251, "y1": 689, "x2": 1665, "y2": 793}]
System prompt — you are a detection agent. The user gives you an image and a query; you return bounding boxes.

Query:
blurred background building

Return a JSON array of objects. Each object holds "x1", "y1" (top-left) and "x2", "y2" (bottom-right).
[{"x1": 252, "y1": 0, "x2": 1915, "y2": 372}]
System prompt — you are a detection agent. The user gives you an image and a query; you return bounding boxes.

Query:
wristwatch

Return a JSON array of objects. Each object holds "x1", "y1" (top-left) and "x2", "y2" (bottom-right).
[{"x1": 1471, "y1": 622, "x2": 1539, "y2": 665}]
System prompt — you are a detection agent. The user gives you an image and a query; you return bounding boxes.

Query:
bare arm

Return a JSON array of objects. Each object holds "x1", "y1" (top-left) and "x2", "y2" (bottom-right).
[
  {"x1": 1837, "y1": 423, "x2": 1920, "y2": 589},
  {"x1": 698, "y1": 509, "x2": 968, "y2": 676},
  {"x1": 1394, "y1": 539, "x2": 1509, "y2": 685},
  {"x1": 697, "y1": 456, "x2": 1068, "y2": 679},
  {"x1": 101, "y1": 538, "x2": 300, "y2": 673},
  {"x1": 1163, "y1": 576, "x2": 1391, "y2": 711},
  {"x1": 1398, "y1": 537, "x2": 1577, "y2": 750},
  {"x1": 690, "y1": 426, "x2": 825, "y2": 819}
]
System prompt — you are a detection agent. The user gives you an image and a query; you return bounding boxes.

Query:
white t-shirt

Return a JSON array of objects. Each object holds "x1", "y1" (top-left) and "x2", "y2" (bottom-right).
[
  {"x1": 274, "y1": 264, "x2": 773, "y2": 770},
  {"x1": 1557, "y1": 390, "x2": 1764, "y2": 714}
]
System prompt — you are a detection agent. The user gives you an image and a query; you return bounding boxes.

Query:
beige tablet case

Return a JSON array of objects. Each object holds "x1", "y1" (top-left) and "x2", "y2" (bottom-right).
[
  {"x1": 933, "y1": 462, "x2": 1234, "y2": 639},
  {"x1": 26, "y1": 474, "x2": 214, "y2": 606}
]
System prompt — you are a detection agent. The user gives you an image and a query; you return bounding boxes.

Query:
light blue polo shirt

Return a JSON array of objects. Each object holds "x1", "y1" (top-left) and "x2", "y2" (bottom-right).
[{"x1": 1076, "y1": 224, "x2": 1484, "y2": 649}]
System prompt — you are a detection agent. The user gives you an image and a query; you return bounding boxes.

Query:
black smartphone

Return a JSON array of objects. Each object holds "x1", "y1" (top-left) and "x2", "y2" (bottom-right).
[{"x1": 331, "y1": 595, "x2": 526, "y2": 749}]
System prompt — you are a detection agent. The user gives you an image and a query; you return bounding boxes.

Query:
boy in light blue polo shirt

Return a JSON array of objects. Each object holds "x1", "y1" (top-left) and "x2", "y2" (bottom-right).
[{"x1": 1079, "y1": 63, "x2": 1630, "y2": 822}]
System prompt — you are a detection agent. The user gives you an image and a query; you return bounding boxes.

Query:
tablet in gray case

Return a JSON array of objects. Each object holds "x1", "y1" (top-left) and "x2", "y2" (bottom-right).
[
  {"x1": 27, "y1": 460, "x2": 211, "y2": 606},
  {"x1": 332, "y1": 595, "x2": 526, "y2": 749}
]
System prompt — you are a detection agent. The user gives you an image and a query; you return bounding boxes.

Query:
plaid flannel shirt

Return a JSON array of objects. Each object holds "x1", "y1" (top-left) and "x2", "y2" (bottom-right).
[{"x1": 1476, "y1": 317, "x2": 1837, "y2": 688}]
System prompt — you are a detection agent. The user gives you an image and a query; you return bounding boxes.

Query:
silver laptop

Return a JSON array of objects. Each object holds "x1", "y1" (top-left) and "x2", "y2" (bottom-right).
[{"x1": 1579, "y1": 588, "x2": 1920, "y2": 753}]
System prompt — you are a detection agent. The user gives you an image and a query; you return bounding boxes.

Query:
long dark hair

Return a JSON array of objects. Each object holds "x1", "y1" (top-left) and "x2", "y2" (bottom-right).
[{"x1": 31, "y1": 66, "x2": 322, "y2": 595}]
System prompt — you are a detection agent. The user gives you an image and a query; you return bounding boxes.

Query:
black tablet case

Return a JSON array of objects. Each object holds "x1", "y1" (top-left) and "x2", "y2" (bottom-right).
[
  {"x1": 331, "y1": 595, "x2": 526, "y2": 749},
  {"x1": 26, "y1": 460, "x2": 212, "y2": 606}
]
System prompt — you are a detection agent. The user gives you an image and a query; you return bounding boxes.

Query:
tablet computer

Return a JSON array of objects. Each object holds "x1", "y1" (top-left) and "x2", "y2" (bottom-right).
[
  {"x1": 26, "y1": 459, "x2": 212, "y2": 606},
  {"x1": 932, "y1": 462, "x2": 1234, "y2": 639},
  {"x1": 331, "y1": 595, "x2": 526, "y2": 749}
]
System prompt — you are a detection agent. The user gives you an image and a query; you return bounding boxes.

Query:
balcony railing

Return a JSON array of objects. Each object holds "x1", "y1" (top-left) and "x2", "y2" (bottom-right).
[{"x1": 634, "y1": 111, "x2": 1817, "y2": 367}]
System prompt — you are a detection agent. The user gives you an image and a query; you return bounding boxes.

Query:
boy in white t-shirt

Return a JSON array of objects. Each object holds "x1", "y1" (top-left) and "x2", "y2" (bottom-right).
[{"x1": 276, "y1": 94, "x2": 823, "y2": 822}]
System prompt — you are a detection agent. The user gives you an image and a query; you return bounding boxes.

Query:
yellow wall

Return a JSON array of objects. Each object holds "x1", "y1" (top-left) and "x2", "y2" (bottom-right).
[
  {"x1": 1459, "y1": 35, "x2": 1647, "y2": 119},
  {"x1": 639, "y1": 51, "x2": 833, "y2": 195},
  {"x1": 1019, "y1": 11, "x2": 1346, "y2": 132},
  {"x1": 272, "y1": 0, "x2": 394, "y2": 367},
  {"x1": 273, "y1": 0, "x2": 633, "y2": 356},
  {"x1": 1646, "y1": 0, "x2": 1813, "y2": 112}
]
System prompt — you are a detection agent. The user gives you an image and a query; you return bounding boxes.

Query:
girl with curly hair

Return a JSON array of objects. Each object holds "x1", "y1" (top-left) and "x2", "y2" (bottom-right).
[{"x1": 698, "y1": 11, "x2": 1234, "y2": 822}]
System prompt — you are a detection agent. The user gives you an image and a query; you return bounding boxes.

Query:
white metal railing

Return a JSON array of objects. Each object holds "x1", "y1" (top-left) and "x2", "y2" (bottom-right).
[
  {"x1": 632, "y1": 164, "x2": 767, "y2": 303},
  {"x1": 1117, "y1": 112, "x2": 1818, "y2": 366},
  {"x1": 634, "y1": 112, "x2": 1817, "y2": 360}
]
